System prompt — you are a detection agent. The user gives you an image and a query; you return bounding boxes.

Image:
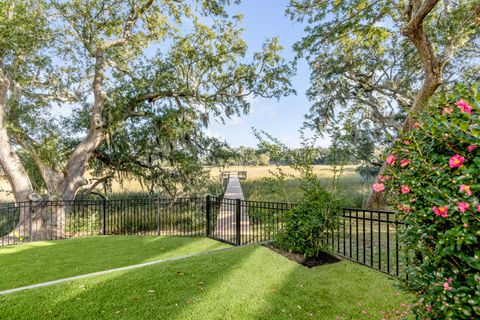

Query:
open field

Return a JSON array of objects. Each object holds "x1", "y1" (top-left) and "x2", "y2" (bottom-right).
[
  {"x1": 209, "y1": 164, "x2": 360, "y2": 181},
  {"x1": 0, "y1": 171, "x2": 150, "y2": 202},
  {"x1": 1, "y1": 165, "x2": 370, "y2": 207},
  {"x1": 0, "y1": 237, "x2": 413, "y2": 319},
  {"x1": 211, "y1": 164, "x2": 372, "y2": 207}
]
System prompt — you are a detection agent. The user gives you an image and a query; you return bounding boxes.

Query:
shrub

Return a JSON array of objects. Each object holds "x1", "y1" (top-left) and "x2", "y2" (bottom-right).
[
  {"x1": 356, "y1": 165, "x2": 380, "y2": 183},
  {"x1": 276, "y1": 183, "x2": 341, "y2": 258},
  {"x1": 376, "y1": 85, "x2": 480, "y2": 319}
]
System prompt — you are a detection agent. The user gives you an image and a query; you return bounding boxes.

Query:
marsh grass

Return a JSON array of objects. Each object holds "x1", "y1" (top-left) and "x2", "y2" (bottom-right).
[{"x1": 241, "y1": 175, "x2": 372, "y2": 208}]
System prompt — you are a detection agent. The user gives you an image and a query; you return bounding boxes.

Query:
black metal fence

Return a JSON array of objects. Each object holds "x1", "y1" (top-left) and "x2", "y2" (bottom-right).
[
  {"x1": 207, "y1": 197, "x2": 291, "y2": 245},
  {"x1": 334, "y1": 208, "x2": 404, "y2": 277},
  {"x1": 0, "y1": 196, "x2": 404, "y2": 277},
  {"x1": 0, "y1": 197, "x2": 207, "y2": 246}
]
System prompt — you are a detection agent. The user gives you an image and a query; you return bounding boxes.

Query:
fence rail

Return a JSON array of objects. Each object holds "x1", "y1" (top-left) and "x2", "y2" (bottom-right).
[
  {"x1": 0, "y1": 197, "x2": 207, "y2": 246},
  {"x1": 0, "y1": 196, "x2": 404, "y2": 277},
  {"x1": 335, "y1": 208, "x2": 404, "y2": 277}
]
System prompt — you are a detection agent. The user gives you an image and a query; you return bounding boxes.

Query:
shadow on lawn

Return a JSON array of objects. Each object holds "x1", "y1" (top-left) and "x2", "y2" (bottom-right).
[
  {"x1": 251, "y1": 254, "x2": 411, "y2": 320},
  {"x1": 0, "y1": 236, "x2": 217, "y2": 291},
  {"x1": 43, "y1": 244, "x2": 257, "y2": 319},
  {"x1": 0, "y1": 245, "x2": 414, "y2": 320}
]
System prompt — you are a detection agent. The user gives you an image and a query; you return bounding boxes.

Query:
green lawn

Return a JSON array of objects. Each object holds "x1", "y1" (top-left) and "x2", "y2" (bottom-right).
[
  {"x1": 0, "y1": 238, "x2": 413, "y2": 319},
  {"x1": 0, "y1": 236, "x2": 229, "y2": 291}
]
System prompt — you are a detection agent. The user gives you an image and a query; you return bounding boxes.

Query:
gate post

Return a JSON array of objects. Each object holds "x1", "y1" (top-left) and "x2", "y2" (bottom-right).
[
  {"x1": 206, "y1": 195, "x2": 211, "y2": 237},
  {"x1": 235, "y1": 198, "x2": 241, "y2": 246},
  {"x1": 102, "y1": 198, "x2": 107, "y2": 235},
  {"x1": 156, "y1": 196, "x2": 161, "y2": 236},
  {"x1": 28, "y1": 201, "x2": 33, "y2": 242}
]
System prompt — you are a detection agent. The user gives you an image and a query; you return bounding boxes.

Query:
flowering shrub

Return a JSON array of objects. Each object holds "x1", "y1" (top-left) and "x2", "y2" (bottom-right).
[{"x1": 374, "y1": 85, "x2": 480, "y2": 319}]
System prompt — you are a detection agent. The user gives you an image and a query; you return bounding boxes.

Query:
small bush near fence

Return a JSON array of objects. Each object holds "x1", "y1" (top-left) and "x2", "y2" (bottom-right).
[
  {"x1": 276, "y1": 185, "x2": 341, "y2": 258},
  {"x1": 380, "y1": 85, "x2": 480, "y2": 319}
]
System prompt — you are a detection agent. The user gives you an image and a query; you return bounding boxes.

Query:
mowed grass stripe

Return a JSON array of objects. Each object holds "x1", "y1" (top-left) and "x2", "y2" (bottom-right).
[
  {"x1": 0, "y1": 245, "x2": 414, "y2": 320},
  {"x1": 0, "y1": 245, "x2": 237, "y2": 296},
  {"x1": 0, "y1": 236, "x2": 230, "y2": 291}
]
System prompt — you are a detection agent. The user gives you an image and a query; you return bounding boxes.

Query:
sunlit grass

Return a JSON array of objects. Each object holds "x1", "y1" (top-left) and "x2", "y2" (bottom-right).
[
  {"x1": 0, "y1": 244, "x2": 414, "y2": 320},
  {"x1": 0, "y1": 236, "x2": 229, "y2": 291}
]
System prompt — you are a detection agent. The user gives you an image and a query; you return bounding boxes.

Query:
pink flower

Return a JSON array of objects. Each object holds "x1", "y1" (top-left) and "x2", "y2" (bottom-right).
[
  {"x1": 443, "y1": 106, "x2": 454, "y2": 114},
  {"x1": 433, "y1": 206, "x2": 448, "y2": 218},
  {"x1": 425, "y1": 305, "x2": 432, "y2": 313},
  {"x1": 413, "y1": 122, "x2": 420, "y2": 129},
  {"x1": 456, "y1": 99, "x2": 473, "y2": 114},
  {"x1": 459, "y1": 184, "x2": 472, "y2": 196},
  {"x1": 477, "y1": 204, "x2": 480, "y2": 213},
  {"x1": 463, "y1": 223, "x2": 469, "y2": 228},
  {"x1": 403, "y1": 140, "x2": 410, "y2": 145},
  {"x1": 397, "y1": 204, "x2": 412, "y2": 213},
  {"x1": 400, "y1": 159, "x2": 410, "y2": 168},
  {"x1": 458, "y1": 202, "x2": 470, "y2": 212},
  {"x1": 386, "y1": 155, "x2": 396, "y2": 165},
  {"x1": 372, "y1": 183, "x2": 385, "y2": 193},
  {"x1": 401, "y1": 185, "x2": 411, "y2": 194},
  {"x1": 378, "y1": 175, "x2": 391, "y2": 181},
  {"x1": 449, "y1": 155, "x2": 465, "y2": 168},
  {"x1": 443, "y1": 282, "x2": 452, "y2": 291},
  {"x1": 468, "y1": 145, "x2": 478, "y2": 153}
]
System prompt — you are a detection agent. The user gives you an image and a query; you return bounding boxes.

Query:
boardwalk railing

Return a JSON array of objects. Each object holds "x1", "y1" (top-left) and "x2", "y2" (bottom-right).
[
  {"x1": 219, "y1": 171, "x2": 247, "y2": 180},
  {"x1": 0, "y1": 196, "x2": 404, "y2": 276}
]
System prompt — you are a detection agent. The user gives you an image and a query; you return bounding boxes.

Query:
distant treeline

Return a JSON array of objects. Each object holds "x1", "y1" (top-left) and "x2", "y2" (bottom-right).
[{"x1": 206, "y1": 146, "x2": 362, "y2": 167}]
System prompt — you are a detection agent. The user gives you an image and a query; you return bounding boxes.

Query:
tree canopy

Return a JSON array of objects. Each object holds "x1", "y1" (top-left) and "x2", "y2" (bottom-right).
[
  {"x1": 0, "y1": 0, "x2": 294, "y2": 201},
  {"x1": 288, "y1": 0, "x2": 479, "y2": 160}
]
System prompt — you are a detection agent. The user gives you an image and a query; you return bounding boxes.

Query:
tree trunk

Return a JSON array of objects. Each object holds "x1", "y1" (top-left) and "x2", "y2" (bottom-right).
[
  {"x1": 364, "y1": 10, "x2": 444, "y2": 209},
  {"x1": 0, "y1": 71, "x2": 34, "y2": 204},
  {"x1": 364, "y1": 72, "x2": 443, "y2": 209},
  {"x1": 1, "y1": 8, "x2": 149, "y2": 240},
  {"x1": 11, "y1": 201, "x2": 67, "y2": 242}
]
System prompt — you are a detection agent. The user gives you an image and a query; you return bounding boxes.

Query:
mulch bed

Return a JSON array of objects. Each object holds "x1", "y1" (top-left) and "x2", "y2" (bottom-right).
[{"x1": 263, "y1": 243, "x2": 341, "y2": 268}]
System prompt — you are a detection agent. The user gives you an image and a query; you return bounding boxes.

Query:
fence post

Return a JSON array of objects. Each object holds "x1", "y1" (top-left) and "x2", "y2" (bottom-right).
[
  {"x1": 28, "y1": 201, "x2": 33, "y2": 242},
  {"x1": 206, "y1": 195, "x2": 211, "y2": 237},
  {"x1": 102, "y1": 198, "x2": 107, "y2": 235},
  {"x1": 156, "y1": 197, "x2": 161, "y2": 236},
  {"x1": 235, "y1": 198, "x2": 241, "y2": 246}
]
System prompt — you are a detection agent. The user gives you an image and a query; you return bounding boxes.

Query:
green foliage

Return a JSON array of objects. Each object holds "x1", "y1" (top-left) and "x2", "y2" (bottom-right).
[
  {"x1": 230, "y1": 146, "x2": 270, "y2": 166},
  {"x1": 276, "y1": 185, "x2": 341, "y2": 258},
  {"x1": 383, "y1": 84, "x2": 480, "y2": 319},
  {"x1": 16, "y1": 150, "x2": 46, "y2": 191},
  {"x1": 1, "y1": 0, "x2": 294, "y2": 199},
  {"x1": 288, "y1": 0, "x2": 479, "y2": 152},
  {"x1": 355, "y1": 165, "x2": 380, "y2": 183}
]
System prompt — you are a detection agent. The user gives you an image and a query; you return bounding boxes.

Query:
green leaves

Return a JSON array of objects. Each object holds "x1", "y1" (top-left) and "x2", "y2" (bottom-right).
[
  {"x1": 288, "y1": 0, "x2": 479, "y2": 155},
  {"x1": 276, "y1": 186, "x2": 341, "y2": 258},
  {"x1": 1, "y1": 0, "x2": 294, "y2": 198},
  {"x1": 384, "y1": 84, "x2": 480, "y2": 319}
]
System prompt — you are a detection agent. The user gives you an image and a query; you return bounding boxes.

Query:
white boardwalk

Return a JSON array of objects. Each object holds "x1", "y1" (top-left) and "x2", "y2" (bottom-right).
[
  {"x1": 223, "y1": 176, "x2": 245, "y2": 200},
  {"x1": 214, "y1": 177, "x2": 252, "y2": 244}
]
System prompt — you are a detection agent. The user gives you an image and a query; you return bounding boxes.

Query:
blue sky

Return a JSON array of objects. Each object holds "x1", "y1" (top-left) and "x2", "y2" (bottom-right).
[{"x1": 206, "y1": 1, "x2": 331, "y2": 148}]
